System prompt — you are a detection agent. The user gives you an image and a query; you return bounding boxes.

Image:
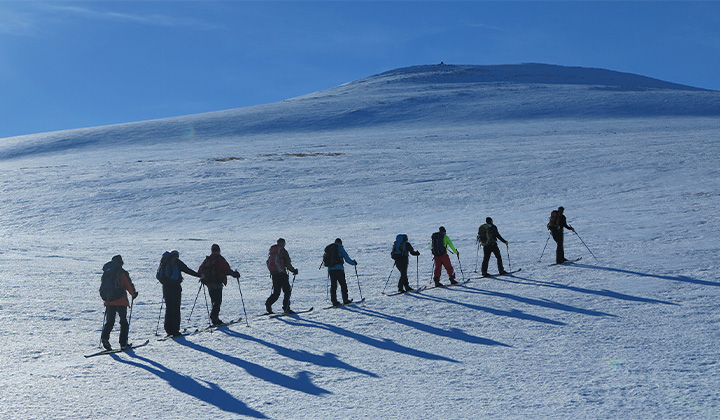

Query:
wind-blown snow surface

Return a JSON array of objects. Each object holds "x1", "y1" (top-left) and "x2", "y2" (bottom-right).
[{"x1": 1, "y1": 64, "x2": 719, "y2": 419}]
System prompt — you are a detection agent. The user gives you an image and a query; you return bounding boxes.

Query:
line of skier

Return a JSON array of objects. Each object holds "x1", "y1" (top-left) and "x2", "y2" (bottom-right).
[{"x1": 98, "y1": 206, "x2": 579, "y2": 349}]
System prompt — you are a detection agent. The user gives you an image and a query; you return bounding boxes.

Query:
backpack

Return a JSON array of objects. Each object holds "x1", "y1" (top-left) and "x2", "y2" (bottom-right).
[
  {"x1": 477, "y1": 224, "x2": 493, "y2": 247},
  {"x1": 99, "y1": 261, "x2": 125, "y2": 302},
  {"x1": 266, "y1": 245, "x2": 285, "y2": 272},
  {"x1": 547, "y1": 210, "x2": 559, "y2": 230},
  {"x1": 431, "y1": 232, "x2": 446, "y2": 256},
  {"x1": 391, "y1": 234, "x2": 408, "y2": 260},
  {"x1": 200, "y1": 255, "x2": 219, "y2": 283},
  {"x1": 323, "y1": 243, "x2": 343, "y2": 267},
  {"x1": 156, "y1": 252, "x2": 181, "y2": 284}
]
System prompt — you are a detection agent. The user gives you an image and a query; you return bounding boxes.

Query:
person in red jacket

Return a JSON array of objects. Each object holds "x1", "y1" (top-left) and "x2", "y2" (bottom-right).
[
  {"x1": 198, "y1": 244, "x2": 240, "y2": 325},
  {"x1": 101, "y1": 255, "x2": 138, "y2": 350},
  {"x1": 265, "y1": 238, "x2": 299, "y2": 314}
]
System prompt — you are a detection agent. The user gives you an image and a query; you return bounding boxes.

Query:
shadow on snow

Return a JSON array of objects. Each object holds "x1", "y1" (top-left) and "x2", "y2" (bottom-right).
[
  {"x1": 572, "y1": 263, "x2": 719, "y2": 289},
  {"x1": 220, "y1": 328, "x2": 379, "y2": 378},
  {"x1": 174, "y1": 337, "x2": 332, "y2": 396},
  {"x1": 343, "y1": 305, "x2": 511, "y2": 347},
  {"x1": 110, "y1": 351, "x2": 268, "y2": 418},
  {"x1": 276, "y1": 316, "x2": 460, "y2": 363}
]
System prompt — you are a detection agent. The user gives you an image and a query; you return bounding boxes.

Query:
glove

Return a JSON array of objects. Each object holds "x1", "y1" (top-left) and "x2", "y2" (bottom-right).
[
  {"x1": 353, "y1": 260, "x2": 358, "y2": 266},
  {"x1": 232, "y1": 270, "x2": 240, "y2": 279},
  {"x1": 456, "y1": 250, "x2": 460, "y2": 256},
  {"x1": 133, "y1": 291, "x2": 139, "y2": 300},
  {"x1": 503, "y1": 240, "x2": 509, "y2": 245},
  {"x1": 293, "y1": 269, "x2": 299, "y2": 275}
]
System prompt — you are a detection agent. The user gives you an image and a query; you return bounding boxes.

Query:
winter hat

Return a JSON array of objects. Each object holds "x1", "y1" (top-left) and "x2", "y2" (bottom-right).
[
  {"x1": 211, "y1": 244, "x2": 221, "y2": 253},
  {"x1": 558, "y1": 206, "x2": 564, "y2": 212},
  {"x1": 335, "y1": 238, "x2": 343, "y2": 245},
  {"x1": 112, "y1": 255, "x2": 123, "y2": 265},
  {"x1": 277, "y1": 238, "x2": 286, "y2": 246},
  {"x1": 439, "y1": 226, "x2": 446, "y2": 233},
  {"x1": 486, "y1": 217, "x2": 493, "y2": 224}
]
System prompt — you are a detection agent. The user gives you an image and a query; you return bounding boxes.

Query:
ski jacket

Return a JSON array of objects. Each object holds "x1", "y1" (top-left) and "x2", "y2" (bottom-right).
[
  {"x1": 104, "y1": 270, "x2": 137, "y2": 307},
  {"x1": 199, "y1": 253, "x2": 232, "y2": 286},
  {"x1": 478, "y1": 223, "x2": 506, "y2": 247},
  {"x1": 159, "y1": 255, "x2": 200, "y2": 285},
  {"x1": 267, "y1": 245, "x2": 297, "y2": 274},
  {"x1": 393, "y1": 241, "x2": 419, "y2": 264},
  {"x1": 558, "y1": 213, "x2": 573, "y2": 231},
  {"x1": 327, "y1": 245, "x2": 357, "y2": 271}
]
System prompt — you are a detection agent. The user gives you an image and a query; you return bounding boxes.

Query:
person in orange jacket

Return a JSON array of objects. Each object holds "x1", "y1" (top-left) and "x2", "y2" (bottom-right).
[{"x1": 100, "y1": 255, "x2": 138, "y2": 350}]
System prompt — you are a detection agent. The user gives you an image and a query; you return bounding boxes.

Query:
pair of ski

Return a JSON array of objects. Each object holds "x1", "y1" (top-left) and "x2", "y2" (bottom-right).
[
  {"x1": 84, "y1": 340, "x2": 150, "y2": 358},
  {"x1": 258, "y1": 307, "x2": 314, "y2": 319},
  {"x1": 321, "y1": 298, "x2": 365, "y2": 310},
  {"x1": 549, "y1": 257, "x2": 582, "y2": 266},
  {"x1": 158, "y1": 317, "x2": 245, "y2": 341},
  {"x1": 386, "y1": 269, "x2": 522, "y2": 296}
]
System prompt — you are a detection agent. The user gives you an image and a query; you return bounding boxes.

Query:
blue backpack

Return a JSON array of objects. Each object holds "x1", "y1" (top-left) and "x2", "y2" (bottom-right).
[
  {"x1": 156, "y1": 252, "x2": 181, "y2": 284},
  {"x1": 391, "y1": 234, "x2": 408, "y2": 259}
]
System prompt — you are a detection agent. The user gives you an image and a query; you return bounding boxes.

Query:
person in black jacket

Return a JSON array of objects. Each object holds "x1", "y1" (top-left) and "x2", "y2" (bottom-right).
[
  {"x1": 478, "y1": 217, "x2": 508, "y2": 277},
  {"x1": 391, "y1": 234, "x2": 421, "y2": 293},
  {"x1": 548, "y1": 206, "x2": 575, "y2": 264},
  {"x1": 157, "y1": 250, "x2": 201, "y2": 337}
]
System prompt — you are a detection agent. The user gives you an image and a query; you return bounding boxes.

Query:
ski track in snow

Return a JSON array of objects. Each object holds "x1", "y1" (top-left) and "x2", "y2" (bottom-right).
[{"x1": 1, "y1": 65, "x2": 719, "y2": 419}]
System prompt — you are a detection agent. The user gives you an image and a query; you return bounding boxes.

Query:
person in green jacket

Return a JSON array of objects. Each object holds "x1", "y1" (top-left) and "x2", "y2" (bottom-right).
[{"x1": 431, "y1": 226, "x2": 459, "y2": 286}]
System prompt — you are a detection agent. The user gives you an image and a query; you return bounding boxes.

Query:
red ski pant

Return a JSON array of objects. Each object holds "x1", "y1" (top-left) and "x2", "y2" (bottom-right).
[{"x1": 433, "y1": 254, "x2": 455, "y2": 280}]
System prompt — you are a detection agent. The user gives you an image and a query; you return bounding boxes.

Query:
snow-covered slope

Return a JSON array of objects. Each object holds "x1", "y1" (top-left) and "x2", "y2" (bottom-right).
[{"x1": 1, "y1": 64, "x2": 719, "y2": 419}]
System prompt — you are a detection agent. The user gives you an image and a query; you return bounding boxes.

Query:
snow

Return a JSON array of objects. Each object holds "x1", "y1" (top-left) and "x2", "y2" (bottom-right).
[{"x1": 1, "y1": 64, "x2": 719, "y2": 419}]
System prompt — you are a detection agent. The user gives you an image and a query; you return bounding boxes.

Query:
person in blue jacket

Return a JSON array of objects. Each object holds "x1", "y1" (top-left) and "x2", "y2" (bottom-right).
[{"x1": 324, "y1": 238, "x2": 357, "y2": 306}]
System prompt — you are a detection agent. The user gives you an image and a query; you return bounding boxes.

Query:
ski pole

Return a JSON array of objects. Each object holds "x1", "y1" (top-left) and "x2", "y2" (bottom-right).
[
  {"x1": 538, "y1": 233, "x2": 551, "y2": 262},
  {"x1": 127, "y1": 297, "x2": 135, "y2": 331},
  {"x1": 474, "y1": 241, "x2": 480, "y2": 273},
  {"x1": 354, "y1": 264, "x2": 363, "y2": 300},
  {"x1": 291, "y1": 273, "x2": 296, "y2": 291},
  {"x1": 574, "y1": 231, "x2": 598, "y2": 261},
  {"x1": 187, "y1": 283, "x2": 203, "y2": 322},
  {"x1": 235, "y1": 277, "x2": 250, "y2": 327},
  {"x1": 155, "y1": 298, "x2": 165, "y2": 336},
  {"x1": 382, "y1": 262, "x2": 396, "y2": 294},
  {"x1": 505, "y1": 243, "x2": 512, "y2": 271},
  {"x1": 100, "y1": 306, "x2": 108, "y2": 347},
  {"x1": 416, "y1": 255, "x2": 419, "y2": 290},
  {"x1": 202, "y1": 284, "x2": 211, "y2": 320},
  {"x1": 456, "y1": 253, "x2": 465, "y2": 282},
  {"x1": 326, "y1": 272, "x2": 331, "y2": 303}
]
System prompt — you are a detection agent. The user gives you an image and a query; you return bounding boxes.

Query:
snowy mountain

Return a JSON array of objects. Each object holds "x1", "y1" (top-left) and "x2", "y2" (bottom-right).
[{"x1": 1, "y1": 64, "x2": 719, "y2": 419}]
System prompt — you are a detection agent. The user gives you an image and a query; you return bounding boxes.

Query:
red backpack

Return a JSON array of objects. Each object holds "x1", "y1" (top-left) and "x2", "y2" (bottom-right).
[
  {"x1": 266, "y1": 245, "x2": 285, "y2": 272},
  {"x1": 547, "y1": 210, "x2": 559, "y2": 230}
]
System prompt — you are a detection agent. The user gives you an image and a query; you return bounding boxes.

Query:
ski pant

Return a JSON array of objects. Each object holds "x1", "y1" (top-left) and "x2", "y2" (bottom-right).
[
  {"x1": 102, "y1": 305, "x2": 129, "y2": 346},
  {"x1": 163, "y1": 283, "x2": 182, "y2": 335},
  {"x1": 206, "y1": 283, "x2": 223, "y2": 323},
  {"x1": 266, "y1": 271, "x2": 291, "y2": 311},
  {"x1": 551, "y1": 228, "x2": 565, "y2": 264},
  {"x1": 329, "y1": 269, "x2": 350, "y2": 304},
  {"x1": 481, "y1": 243, "x2": 505, "y2": 275},
  {"x1": 396, "y1": 258, "x2": 411, "y2": 291},
  {"x1": 433, "y1": 253, "x2": 455, "y2": 281}
]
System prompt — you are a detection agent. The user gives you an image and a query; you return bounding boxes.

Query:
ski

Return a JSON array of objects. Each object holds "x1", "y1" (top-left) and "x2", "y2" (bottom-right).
[
  {"x1": 385, "y1": 286, "x2": 428, "y2": 296},
  {"x1": 258, "y1": 307, "x2": 314, "y2": 318},
  {"x1": 158, "y1": 318, "x2": 243, "y2": 341},
  {"x1": 480, "y1": 268, "x2": 523, "y2": 278},
  {"x1": 84, "y1": 339, "x2": 149, "y2": 358},
  {"x1": 386, "y1": 279, "x2": 470, "y2": 296},
  {"x1": 322, "y1": 298, "x2": 366, "y2": 310},
  {"x1": 549, "y1": 257, "x2": 582, "y2": 266}
]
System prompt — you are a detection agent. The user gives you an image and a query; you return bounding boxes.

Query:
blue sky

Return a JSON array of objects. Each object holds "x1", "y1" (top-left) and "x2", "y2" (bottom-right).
[{"x1": 1, "y1": 1, "x2": 718, "y2": 138}]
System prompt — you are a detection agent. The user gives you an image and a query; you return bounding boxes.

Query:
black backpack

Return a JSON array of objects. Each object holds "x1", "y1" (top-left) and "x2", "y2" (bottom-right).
[
  {"x1": 323, "y1": 243, "x2": 343, "y2": 267},
  {"x1": 477, "y1": 224, "x2": 492, "y2": 247},
  {"x1": 99, "y1": 261, "x2": 125, "y2": 302},
  {"x1": 431, "y1": 232, "x2": 446, "y2": 256}
]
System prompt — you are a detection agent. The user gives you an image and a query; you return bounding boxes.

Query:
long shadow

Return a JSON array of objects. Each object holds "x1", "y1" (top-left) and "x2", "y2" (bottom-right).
[
  {"x1": 220, "y1": 328, "x2": 379, "y2": 377},
  {"x1": 174, "y1": 337, "x2": 332, "y2": 396},
  {"x1": 573, "y1": 263, "x2": 720, "y2": 288},
  {"x1": 276, "y1": 317, "x2": 460, "y2": 363},
  {"x1": 406, "y1": 290, "x2": 566, "y2": 326},
  {"x1": 499, "y1": 274, "x2": 678, "y2": 306},
  {"x1": 110, "y1": 352, "x2": 267, "y2": 418},
  {"x1": 450, "y1": 285, "x2": 616, "y2": 317},
  {"x1": 344, "y1": 305, "x2": 511, "y2": 347}
]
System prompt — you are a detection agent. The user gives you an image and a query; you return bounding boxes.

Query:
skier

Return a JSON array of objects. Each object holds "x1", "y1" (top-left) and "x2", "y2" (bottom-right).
[
  {"x1": 477, "y1": 217, "x2": 508, "y2": 277},
  {"x1": 391, "y1": 234, "x2": 421, "y2": 293},
  {"x1": 431, "y1": 226, "x2": 459, "y2": 287},
  {"x1": 100, "y1": 255, "x2": 138, "y2": 351},
  {"x1": 324, "y1": 238, "x2": 357, "y2": 306},
  {"x1": 156, "y1": 250, "x2": 201, "y2": 337},
  {"x1": 198, "y1": 244, "x2": 240, "y2": 325},
  {"x1": 265, "y1": 238, "x2": 299, "y2": 314},
  {"x1": 548, "y1": 206, "x2": 575, "y2": 264}
]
